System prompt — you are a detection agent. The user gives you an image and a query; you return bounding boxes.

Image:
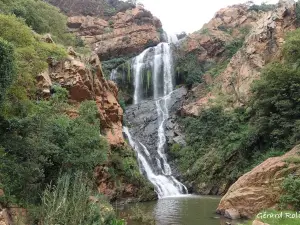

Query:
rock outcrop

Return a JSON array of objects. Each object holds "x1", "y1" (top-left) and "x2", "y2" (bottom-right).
[
  {"x1": 216, "y1": 145, "x2": 300, "y2": 219},
  {"x1": 181, "y1": 0, "x2": 296, "y2": 116},
  {"x1": 68, "y1": 7, "x2": 162, "y2": 61},
  {"x1": 47, "y1": 0, "x2": 162, "y2": 61},
  {"x1": 37, "y1": 48, "x2": 124, "y2": 146}
]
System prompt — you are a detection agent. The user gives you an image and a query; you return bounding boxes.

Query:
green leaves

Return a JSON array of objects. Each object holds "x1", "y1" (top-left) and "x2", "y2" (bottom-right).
[
  {"x1": 280, "y1": 175, "x2": 300, "y2": 210},
  {"x1": 0, "y1": 37, "x2": 15, "y2": 106},
  {"x1": 0, "y1": 100, "x2": 108, "y2": 205}
]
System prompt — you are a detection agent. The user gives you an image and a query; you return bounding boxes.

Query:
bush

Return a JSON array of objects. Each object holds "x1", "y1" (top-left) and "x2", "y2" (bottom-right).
[
  {"x1": 0, "y1": 38, "x2": 15, "y2": 105},
  {"x1": 280, "y1": 175, "x2": 300, "y2": 210},
  {"x1": 248, "y1": 3, "x2": 275, "y2": 12},
  {"x1": 0, "y1": 100, "x2": 108, "y2": 205},
  {"x1": 0, "y1": 0, "x2": 73, "y2": 46},
  {"x1": 225, "y1": 39, "x2": 244, "y2": 57},
  {"x1": 175, "y1": 53, "x2": 203, "y2": 87},
  {"x1": 34, "y1": 172, "x2": 125, "y2": 225},
  {"x1": 0, "y1": 14, "x2": 67, "y2": 118}
]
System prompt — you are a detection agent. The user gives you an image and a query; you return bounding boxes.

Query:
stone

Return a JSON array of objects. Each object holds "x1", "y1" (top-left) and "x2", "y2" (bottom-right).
[
  {"x1": 224, "y1": 208, "x2": 240, "y2": 220},
  {"x1": 217, "y1": 145, "x2": 300, "y2": 219}
]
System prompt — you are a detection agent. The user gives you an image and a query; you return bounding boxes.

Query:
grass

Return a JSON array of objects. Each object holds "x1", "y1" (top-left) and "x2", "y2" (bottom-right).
[{"x1": 240, "y1": 210, "x2": 300, "y2": 225}]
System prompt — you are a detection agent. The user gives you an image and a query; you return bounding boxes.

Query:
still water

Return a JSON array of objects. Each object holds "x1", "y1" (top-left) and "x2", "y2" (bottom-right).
[{"x1": 116, "y1": 195, "x2": 245, "y2": 225}]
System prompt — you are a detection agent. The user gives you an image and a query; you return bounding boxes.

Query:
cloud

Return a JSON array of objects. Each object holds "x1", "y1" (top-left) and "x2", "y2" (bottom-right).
[{"x1": 139, "y1": 0, "x2": 279, "y2": 34}]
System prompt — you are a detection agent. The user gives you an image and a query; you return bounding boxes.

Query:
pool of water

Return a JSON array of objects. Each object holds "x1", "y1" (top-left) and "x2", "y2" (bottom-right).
[{"x1": 115, "y1": 195, "x2": 245, "y2": 225}]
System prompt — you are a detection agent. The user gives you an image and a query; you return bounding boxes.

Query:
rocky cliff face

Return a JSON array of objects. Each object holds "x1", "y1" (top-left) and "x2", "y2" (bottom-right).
[
  {"x1": 37, "y1": 47, "x2": 124, "y2": 146},
  {"x1": 215, "y1": 0, "x2": 295, "y2": 104},
  {"x1": 69, "y1": 7, "x2": 162, "y2": 61},
  {"x1": 179, "y1": 0, "x2": 296, "y2": 116},
  {"x1": 217, "y1": 145, "x2": 300, "y2": 219},
  {"x1": 47, "y1": 0, "x2": 162, "y2": 61}
]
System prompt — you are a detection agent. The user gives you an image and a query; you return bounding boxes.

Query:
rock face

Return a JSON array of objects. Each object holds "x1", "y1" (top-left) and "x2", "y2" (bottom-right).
[
  {"x1": 217, "y1": 145, "x2": 300, "y2": 219},
  {"x1": 47, "y1": 0, "x2": 162, "y2": 61},
  {"x1": 37, "y1": 48, "x2": 124, "y2": 146},
  {"x1": 125, "y1": 87, "x2": 187, "y2": 155},
  {"x1": 181, "y1": 4, "x2": 259, "y2": 62},
  {"x1": 68, "y1": 7, "x2": 162, "y2": 61},
  {"x1": 180, "y1": 0, "x2": 296, "y2": 116}
]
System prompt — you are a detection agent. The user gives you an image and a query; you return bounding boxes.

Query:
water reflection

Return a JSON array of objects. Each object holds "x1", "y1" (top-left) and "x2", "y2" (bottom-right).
[{"x1": 116, "y1": 195, "x2": 245, "y2": 225}]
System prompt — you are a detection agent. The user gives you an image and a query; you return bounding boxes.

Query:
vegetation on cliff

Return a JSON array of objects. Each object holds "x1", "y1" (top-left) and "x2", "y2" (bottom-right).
[
  {"x1": 173, "y1": 28, "x2": 300, "y2": 200},
  {"x1": 0, "y1": 0, "x2": 151, "y2": 224}
]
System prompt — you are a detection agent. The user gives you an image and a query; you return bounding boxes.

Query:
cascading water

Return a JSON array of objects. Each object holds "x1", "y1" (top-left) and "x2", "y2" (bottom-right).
[{"x1": 113, "y1": 36, "x2": 188, "y2": 198}]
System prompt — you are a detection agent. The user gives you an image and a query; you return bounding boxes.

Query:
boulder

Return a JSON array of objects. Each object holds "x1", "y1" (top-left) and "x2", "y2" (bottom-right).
[
  {"x1": 224, "y1": 208, "x2": 241, "y2": 220},
  {"x1": 217, "y1": 145, "x2": 300, "y2": 219}
]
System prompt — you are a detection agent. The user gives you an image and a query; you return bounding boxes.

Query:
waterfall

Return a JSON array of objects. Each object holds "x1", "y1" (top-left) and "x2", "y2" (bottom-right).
[{"x1": 122, "y1": 37, "x2": 188, "y2": 198}]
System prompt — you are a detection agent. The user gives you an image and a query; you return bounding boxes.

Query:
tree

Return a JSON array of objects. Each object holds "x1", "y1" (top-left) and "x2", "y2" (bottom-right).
[{"x1": 0, "y1": 38, "x2": 15, "y2": 106}]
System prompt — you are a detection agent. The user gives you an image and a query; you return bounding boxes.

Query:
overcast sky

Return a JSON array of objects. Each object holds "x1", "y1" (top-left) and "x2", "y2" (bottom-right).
[{"x1": 138, "y1": 0, "x2": 279, "y2": 34}]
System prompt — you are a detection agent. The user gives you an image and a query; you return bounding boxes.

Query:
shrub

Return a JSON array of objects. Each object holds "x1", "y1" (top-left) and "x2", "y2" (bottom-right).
[
  {"x1": 248, "y1": 3, "x2": 275, "y2": 12},
  {"x1": 0, "y1": 100, "x2": 108, "y2": 205},
  {"x1": 225, "y1": 39, "x2": 244, "y2": 57},
  {"x1": 280, "y1": 175, "x2": 300, "y2": 210},
  {"x1": 0, "y1": 14, "x2": 67, "y2": 118},
  {"x1": 0, "y1": 0, "x2": 73, "y2": 46},
  {"x1": 0, "y1": 38, "x2": 15, "y2": 105},
  {"x1": 33, "y1": 172, "x2": 125, "y2": 225}
]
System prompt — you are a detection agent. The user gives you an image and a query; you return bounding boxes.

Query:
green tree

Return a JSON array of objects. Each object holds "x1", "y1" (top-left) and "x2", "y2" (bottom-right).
[
  {"x1": 0, "y1": 100, "x2": 108, "y2": 205},
  {"x1": 0, "y1": 38, "x2": 15, "y2": 106}
]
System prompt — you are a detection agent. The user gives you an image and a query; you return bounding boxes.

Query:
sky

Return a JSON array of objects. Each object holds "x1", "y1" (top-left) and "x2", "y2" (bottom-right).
[{"x1": 138, "y1": 0, "x2": 279, "y2": 34}]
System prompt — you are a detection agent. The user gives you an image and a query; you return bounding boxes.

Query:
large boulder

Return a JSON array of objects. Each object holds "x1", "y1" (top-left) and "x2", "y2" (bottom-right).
[{"x1": 216, "y1": 145, "x2": 300, "y2": 219}]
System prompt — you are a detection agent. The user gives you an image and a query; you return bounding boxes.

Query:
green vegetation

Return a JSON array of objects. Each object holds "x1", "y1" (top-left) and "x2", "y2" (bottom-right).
[
  {"x1": 0, "y1": 99, "x2": 108, "y2": 205},
  {"x1": 174, "y1": 28, "x2": 300, "y2": 193},
  {"x1": 248, "y1": 3, "x2": 275, "y2": 12},
  {"x1": 0, "y1": 0, "x2": 75, "y2": 46},
  {"x1": 225, "y1": 39, "x2": 244, "y2": 58},
  {"x1": 36, "y1": 173, "x2": 125, "y2": 225},
  {"x1": 280, "y1": 176, "x2": 300, "y2": 210},
  {"x1": 0, "y1": 0, "x2": 146, "y2": 223},
  {"x1": 109, "y1": 146, "x2": 156, "y2": 200},
  {"x1": 0, "y1": 37, "x2": 15, "y2": 105},
  {"x1": 176, "y1": 53, "x2": 203, "y2": 87}
]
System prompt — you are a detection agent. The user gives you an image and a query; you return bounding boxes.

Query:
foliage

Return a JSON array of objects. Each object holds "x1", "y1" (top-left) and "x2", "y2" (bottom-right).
[
  {"x1": 33, "y1": 172, "x2": 126, "y2": 225},
  {"x1": 248, "y1": 3, "x2": 275, "y2": 12},
  {"x1": 250, "y1": 62, "x2": 300, "y2": 151},
  {"x1": 0, "y1": 100, "x2": 108, "y2": 205},
  {"x1": 283, "y1": 29, "x2": 300, "y2": 64},
  {"x1": 207, "y1": 60, "x2": 229, "y2": 77},
  {"x1": 176, "y1": 107, "x2": 257, "y2": 184},
  {"x1": 109, "y1": 146, "x2": 155, "y2": 200},
  {"x1": 0, "y1": 14, "x2": 67, "y2": 118},
  {"x1": 0, "y1": 37, "x2": 15, "y2": 106},
  {"x1": 0, "y1": 0, "x2": 75, "y2": 46},
  {"x1": 296, "y1": 1, "x2": 300, "y2": 25},
  {"x1": 175, "y1": 28, "x2": 300, "y2": 193},
  {"x1": 280, "y1": 175, "x2": 300, "y2": 210},
  {"x1": 118, "y1": 94, "x2": 126, "y2": 112},
  {"x1": 225, "y1": 39, "x2": 244, "y2": 58},
  {"x1": 176, "y1": 53, "x2": 203, "y2": 87}
]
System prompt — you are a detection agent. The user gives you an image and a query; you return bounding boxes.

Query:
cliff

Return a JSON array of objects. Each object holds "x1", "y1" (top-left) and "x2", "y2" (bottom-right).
[
  {"x1": 180, "y1": 0, "x2": 296, "y2": 116},
  {"x1": 46, "y1": 0, "x2": 162, "y2": 61},
  {"x1": 37, "y1": 47, "x2": 124, "y2": 146}
]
